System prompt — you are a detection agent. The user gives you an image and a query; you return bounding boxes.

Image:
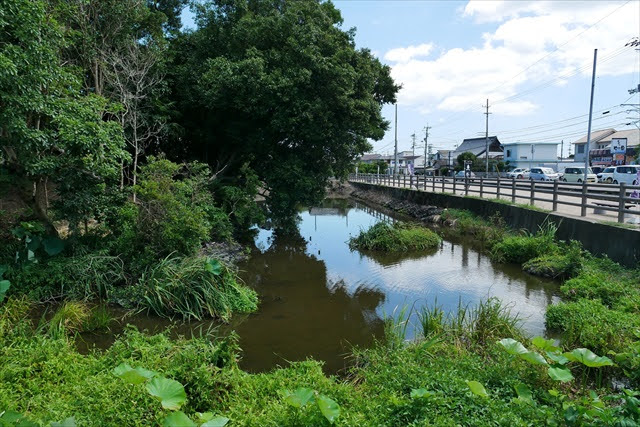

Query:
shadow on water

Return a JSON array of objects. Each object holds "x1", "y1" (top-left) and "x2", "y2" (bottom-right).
[{"x1": 69, "y1": 198, "x2": 560, "y2": 375}]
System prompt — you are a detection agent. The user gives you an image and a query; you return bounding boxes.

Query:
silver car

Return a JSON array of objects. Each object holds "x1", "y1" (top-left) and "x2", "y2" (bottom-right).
[
  {"x1": 529, "y1": 167, "x2": 560, "y2": 181},
  {"x1": 507, "y1": 168, "x2": 529, "y2": 179}
]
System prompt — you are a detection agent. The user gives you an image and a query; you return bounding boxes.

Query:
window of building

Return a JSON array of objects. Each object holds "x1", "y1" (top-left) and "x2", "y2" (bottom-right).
[
  {"x1": 577, "y1": 145, "x2": 585, "y2": 154},
  {"x1": 506, "y1": 149, "x2": 511, "y2": 158}
]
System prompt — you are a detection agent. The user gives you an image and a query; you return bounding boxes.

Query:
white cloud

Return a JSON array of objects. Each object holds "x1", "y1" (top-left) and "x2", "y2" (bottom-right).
[
  {"x1": 384, "y1": 0, "x2": 639, "y2": 117},
  {"x1": 383, "y1": 43, "x2": 434, "y2": 63}
]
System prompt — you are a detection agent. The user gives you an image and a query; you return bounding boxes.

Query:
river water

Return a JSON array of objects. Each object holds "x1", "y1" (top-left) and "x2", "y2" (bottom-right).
[{"x1": 77, "y1": 199, "x2": 561, "y2": 374}]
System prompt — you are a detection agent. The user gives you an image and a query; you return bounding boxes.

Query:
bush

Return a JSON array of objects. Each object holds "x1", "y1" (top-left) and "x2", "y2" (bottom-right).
[
  {"x1": 440, "y1": 210, "x2": 506, "y2": 248},
  {"x1": 138, "y1": 256, "x2": 258, "y2": 321},
  {"x1": 546, "y1": 299, "x2": 640, "y2": 354},
  {"x1": 523, "y1": 240, "x2": 583, "y2": 279},
  {"x1": 490, "y1": 222, "x2": 558, "y2": 264},
  {"x1": 349, "y1": 221, "x2": 441, "y2": 252}
]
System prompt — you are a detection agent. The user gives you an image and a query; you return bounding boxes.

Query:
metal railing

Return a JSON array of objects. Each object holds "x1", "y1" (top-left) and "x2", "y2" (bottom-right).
[{"x1": 348, "y1": 173, "x2": 640, "y2": 223}]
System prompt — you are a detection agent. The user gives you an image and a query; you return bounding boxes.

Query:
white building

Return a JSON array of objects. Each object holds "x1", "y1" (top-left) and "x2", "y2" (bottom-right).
[{"x1": 503, "y1": 142, "x2": 560, "y2": 169}]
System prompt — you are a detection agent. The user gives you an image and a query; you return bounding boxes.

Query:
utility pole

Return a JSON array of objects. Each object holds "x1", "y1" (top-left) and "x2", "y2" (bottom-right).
[
  {"x1": 394, "y1": 103, "x2": 398, "y2": 175},
  {"x1": 411, "y1": 133, "x2": 416, "y2": 156},
  {"x1": 584, "y1": 49, "x2": 598, "y2": 181},
  {"x1": 560, "y1": 139, "x2": 564, "y2": 161},
  {"x1": 423, "y1": 124, "x2": 431, "y2": 170},
  {"x1": 484, "y1": 99, "x2": 491, "y2": 174}
]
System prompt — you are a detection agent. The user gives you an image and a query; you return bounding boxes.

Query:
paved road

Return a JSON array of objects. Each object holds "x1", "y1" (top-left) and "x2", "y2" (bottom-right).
[{"x1": 351, "y1": 176, "x2": 640, "y2": 227}]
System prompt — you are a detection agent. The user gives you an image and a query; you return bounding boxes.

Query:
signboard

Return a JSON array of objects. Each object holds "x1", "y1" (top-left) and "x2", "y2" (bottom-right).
[{"x1": 611, "y1": 138, "x2": 627, "y2": 154}]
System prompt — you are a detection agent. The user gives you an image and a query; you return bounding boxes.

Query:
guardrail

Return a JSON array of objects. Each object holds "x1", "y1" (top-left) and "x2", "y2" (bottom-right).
[{"x1": 348, "y1": 173, "x2": 640, "y2": 223}]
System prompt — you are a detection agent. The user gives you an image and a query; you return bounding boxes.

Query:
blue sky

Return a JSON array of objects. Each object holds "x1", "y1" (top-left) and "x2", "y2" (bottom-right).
[{"x1": 183, "y1": 1, "x2": 640, "y2": 157}]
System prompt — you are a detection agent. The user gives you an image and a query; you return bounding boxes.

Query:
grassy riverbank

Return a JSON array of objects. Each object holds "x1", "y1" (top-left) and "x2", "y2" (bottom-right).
[{"x1": 3, "y1": 296, "x2": 638, "y2": 426}]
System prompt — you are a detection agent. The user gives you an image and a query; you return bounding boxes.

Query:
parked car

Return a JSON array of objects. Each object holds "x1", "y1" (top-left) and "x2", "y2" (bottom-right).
[
  {"x1": 597, "y1": 167, "x2": 616, "y2": 183},
  {"x1": 612, "y1": 165, "x2": 640, "y2": 185},
  {"x1": 561, "y1": 167, "x2": 597, "y2": 183},
  {"x1": 529, "y1": 167, "x2": 560, "y2": 181},
  {"x1": 507, "y1": 168, "x2": 529, "y2": 179},
  {"x1": 591, "y1": 166, "x2": 605, "y2": 175},
  {"x1": 454, "y1": 170, "x2": 476, "y2": 181}
]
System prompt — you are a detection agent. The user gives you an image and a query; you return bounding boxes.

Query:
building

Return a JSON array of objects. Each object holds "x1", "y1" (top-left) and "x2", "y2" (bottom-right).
[
  {"x1": 573, "y1": 128, "x2": 640, "y2": 165},
  {"x1": 502, "y1": 142, "x2": 560, "y2": 169},
  {"x1": 357, "y1": 151, "x2": 421, "y2": 174},
  {"x1": 432, "y1": 150, "x2": 454, "y2": 170},
  {"x1": 451, "y1": 136, "x2": 503, "y2": 162}
]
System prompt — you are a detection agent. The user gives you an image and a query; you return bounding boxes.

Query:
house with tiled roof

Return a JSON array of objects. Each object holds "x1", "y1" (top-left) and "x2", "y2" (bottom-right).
[{"x1": 573, "y1": 128, "x2": 640, "y2": 165}]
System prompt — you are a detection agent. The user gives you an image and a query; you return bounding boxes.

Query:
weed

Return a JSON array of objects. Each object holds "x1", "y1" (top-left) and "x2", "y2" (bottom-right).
[
  {"x1": 349, "y1": 221, "x2": 441, "y2": 252},
  {"x1": 48, "y1": 301, "x2": 90, "y2": 337},
  {"x1": 490, "y1": 221, "x2": 558, "y2": 264}
]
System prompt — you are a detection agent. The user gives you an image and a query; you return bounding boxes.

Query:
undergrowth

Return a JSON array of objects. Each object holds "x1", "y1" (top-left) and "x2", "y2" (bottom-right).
[{"x1": 348, "y1": 221, "x2": 441, "y2": 252}]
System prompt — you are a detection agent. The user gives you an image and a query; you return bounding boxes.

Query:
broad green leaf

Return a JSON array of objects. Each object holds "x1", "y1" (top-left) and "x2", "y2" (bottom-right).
[
  {"x1": 0, "y1": 411, "x2": 24, "y2": 422},
  {"x1": 50, "y1": 417, "x2": 76, "y2": 427},
  {"x1": 566, "y1": 348, "x2": 614, "y2": 368},
  {"x1": 546, "y1": 351, "x2": 569, "y2": 365},
  {"x1": 410, "y1": 388, "x2": 433, "y2": 399},
  {"x1": 201, "y1": 416, "x2": 230, "y2": 427},
  {"x1": 0, "y1": 280, "x2": 10, "y2": 302},
  {"x1": 497, "y1": 338, "x2": 528, "y2": 355},
  {"x1": 195, "y1": 412, "x2": 214, "y2": 423},
  {"x1": 514, "y1": 383, "x2": 534, "y2": 405},
  {"x1": 548, "y1": 365, "x2": 574, "y2": 382},
  {"x1": 519, "y1": 351, "x2": 549, "y2": 366},
  {"x1": 284, "y1": 388, "x2": 314, "y2": 408},
  {"x1": 26, "y1": 236, "x2": 42, "y2": 252},
  {"x1": 205, "y1": 259, "x2": 222, "y2": 276},
  {"x1": 113, "y1": 363, "x2": 157, "y2": 384},
  {"x1": 532, "y1": 336, "x2": 560, "y2": 352},
  {"x1": 43, "y1": 236, "x2": 64, "y2": 256},
  {"x1": 162, "y1": 411, "x2": 195, "y2": 427},
  {"x1": 0, "y1": 264, "x2": 8, "y2": 278},
  {"x1": 146, "y1": 377, "x2": 187, "y2": 410},
  {"x1": 465, "y1": 380, "x2": 488, "y2": 398},
  {"x1": 316, "y1": 394, "x2": 341, "y2": 424}
]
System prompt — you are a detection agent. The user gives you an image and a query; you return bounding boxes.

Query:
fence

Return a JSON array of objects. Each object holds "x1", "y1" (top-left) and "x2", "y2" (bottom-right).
[{"x1": 349, "y1": 173, "x2": 640, "y2": 224}]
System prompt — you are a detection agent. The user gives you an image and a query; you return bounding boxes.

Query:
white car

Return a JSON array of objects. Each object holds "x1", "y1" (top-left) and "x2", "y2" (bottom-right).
[
  {"x1": 507, "y1": 168, "x2": 529, "y2": 179},
  {"x1": 612, "y1": 165, "x2": 640, "y2": 185},
  {"x1": 596, "y1": 167, "x2": 615, "y2": 183},
  {"x1": 561, "y1": 167, "x2": 597, "y2": 183},
  {"x1": 529, "y1": 167, "x2": 560, "y2": 181}
]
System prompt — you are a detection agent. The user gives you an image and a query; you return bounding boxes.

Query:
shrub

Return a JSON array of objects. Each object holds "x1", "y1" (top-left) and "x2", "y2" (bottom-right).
[
  {"x1": 139, "y1": 256, "x2": 258, "y2": 321},
  {"x1": 546, "y1": 299, "x2": 640, "y2": 354},
  {"x1": 490, "y1": 222, "x2": 558, "y2": 264},
  {"x1": 523, "y1": 240, "x2": 583, "y2": 279},
  {"x1": 349, "y1": 221, "x2": 441, "y2": 252}
]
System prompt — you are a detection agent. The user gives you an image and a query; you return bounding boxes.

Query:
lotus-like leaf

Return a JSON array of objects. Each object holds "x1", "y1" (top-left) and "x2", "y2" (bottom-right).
[
  {"x1": 497, "y1": 338, "x2": 528, "y2": 355},
  {"x1": 284, "y1": 387, "x2": 314, "y2": 408},
  {"x1": 548, "y1": 365, "x2": 574, "y2": 382},
  {"x1": 518, "y1": 351, "x2": 548, "y2": 366},
  {"x1": 113, "y1": 363, "x2": 157, "y2": 384},
  {"x1": 465, "y1": 380, "x2": 488, "y2": 397},
  {"x1": 546, "y1": 351, "x2": 569, "y2": 365},
  {"x1": 0, "y1": 280, "x2": 10, "y2": 302},
  {"x1": 162, "y1": 411, "x2": 195, "y2": 427},
  {"x1": 205, "y1": 259, "x2": 223, "y2": 276},
  {"x1": 146, "y1": 377, "x2": 187, "y2": 410},
  {"x1": 514, "y1": 383, "x2": 534, "y2": 405},
  {"x1": 201, "y1": 416, "x2": 230, "y2": 427},
  {"x1": 316, "y1": 394, "x2": 341, "y2": 424},
  {"x1": 410, "y1": 388, "x2": 433, "y2": 399},
  {"x1": 43, "y1": 236, "x2": 65, "y2": 256},
  {"x1": 26, "y1": 236, "x2": 42, "y2": 252},
  {"x1": 532, "y1": 336, "x2": 560, "y2": 352},
  {"x1": 0, "y1": 264, "x2": 7, "y2": 278},
  {"x1": 50, "y1": 417, "x2": 76, "y2": 427},
  {"x1": 565, "y1": 348, "x2": 614, "y2": 367}
]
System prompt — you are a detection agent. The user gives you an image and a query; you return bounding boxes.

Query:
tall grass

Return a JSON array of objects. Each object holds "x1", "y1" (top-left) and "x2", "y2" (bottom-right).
[
  {"x1": 139, "y1": 255, "x2": 258, "y2": 321},
  {"x1": 418, "y1": 297, "x2": 525, "y2": 348},
  {"x1": 48, "y1": 301, "x2": 90, "y2": 337},
  {"x1": 490, "y1": 220, "x2": 558, "y2": 264},
  {"x1": 349, "y1": 221, "x2": 441, "y2": 252}
]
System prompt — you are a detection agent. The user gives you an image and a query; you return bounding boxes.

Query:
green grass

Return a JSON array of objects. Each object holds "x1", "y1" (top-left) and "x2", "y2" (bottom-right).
[
  {"x1": 490, "y1": 221, "x2": 558, "y2": 264},
  {"x1": 598, "y1": 220, "x2": 639, "y2": 229},
  {"x1": 349, "y1": 221, "x2": 441, "y2": 252}
]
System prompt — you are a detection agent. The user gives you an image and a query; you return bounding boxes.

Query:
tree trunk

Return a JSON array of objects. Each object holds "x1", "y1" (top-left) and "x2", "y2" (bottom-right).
[{"x1": 33, "y1": 178, "x2": 58, "y2": 236}]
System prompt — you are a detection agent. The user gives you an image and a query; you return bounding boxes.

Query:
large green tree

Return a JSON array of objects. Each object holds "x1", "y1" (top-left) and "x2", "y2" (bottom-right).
[
  {"x1": 169, "y1": 0, "x2": 398, "y2": 221},
  {"x1": 0, "y1": 0, "x2": 127, "y2": 232}
]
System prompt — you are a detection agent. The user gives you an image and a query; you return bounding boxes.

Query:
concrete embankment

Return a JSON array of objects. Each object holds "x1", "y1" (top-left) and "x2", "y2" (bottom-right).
[{"x1": 351, "y1": 182, "x2": 640, "y2": 267}]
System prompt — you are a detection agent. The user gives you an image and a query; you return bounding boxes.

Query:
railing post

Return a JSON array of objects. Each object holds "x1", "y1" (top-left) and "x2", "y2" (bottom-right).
[
  {"x1": 580, "y1": 181, "x2": 588, "y2": 217},
  {"x1": 552, "y1": 180, "x2": 558, "y2": 211},
  {"x1": 423, "y1": 175, "x2": 427, "y2": 190},
  {"x1": 511, "y1": 178, "x2": 516, "y2": 203},
  {"x1": 496, "y1": 176, "x2": 501, "y2": 200},
  {"x1": 453, "y1": 176, "x2": 457, "y2": 194},
  {"x1": 432, "y1": 175, "x2": 435, "y2": 192},
  {"x1": 480, "y1": 177, "x2": 484, "y2": 198},
  {"x1": 618, "y1": 183, "x2": 626, "y2": 223},
  {"x1": 529, "y1": 180, "x2": 535, "y2": 206},
  {"x1": 441, "y1": 175, "x2": 445, "y2": 192},
  {"x1": 403, "y1": 174, "x2": 406, "y2": 188},
  {"x1": 465, "y1": 177, "x2": 469, "y2": 196}
]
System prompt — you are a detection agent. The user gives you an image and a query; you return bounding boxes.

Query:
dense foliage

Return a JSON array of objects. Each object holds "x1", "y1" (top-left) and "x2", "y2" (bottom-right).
[{"x1": 348, "y1": 221, "x2": 441, "y2": 252}]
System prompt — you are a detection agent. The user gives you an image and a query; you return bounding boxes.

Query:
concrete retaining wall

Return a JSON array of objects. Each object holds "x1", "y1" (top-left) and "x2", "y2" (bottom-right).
[{"x1": 352, "y1": 182, "x2": 640, "y2": 267}]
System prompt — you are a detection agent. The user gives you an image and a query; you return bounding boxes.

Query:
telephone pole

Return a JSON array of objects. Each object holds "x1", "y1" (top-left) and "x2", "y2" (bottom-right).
[
  {"x1": 423, "y1": 124, "x2": 431, "y2": 170},
  {"x1": 393, "y1": 103, "x2": 398, "y2": 175},
  {"x1": 584, "y1": 49, "x2": 598, "y2": 181},
  {"x1": 411, "y1": 133, "x2": 416, "y2": 156},
  {"x1": 484, "y1": 99, "x2": 491, "y2": 174}
]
